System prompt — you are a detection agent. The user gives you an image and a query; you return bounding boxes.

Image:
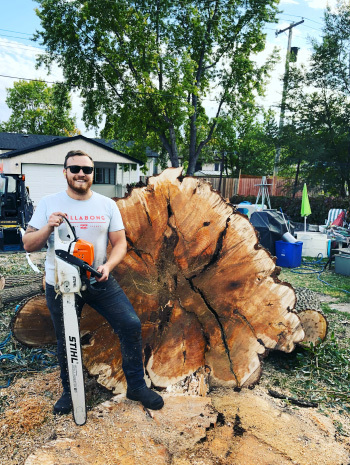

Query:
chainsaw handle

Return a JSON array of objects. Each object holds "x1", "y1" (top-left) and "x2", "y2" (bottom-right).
[
  {"x1": 55, "y1": 249, "x2": 103, "y2": 279},
  {"x1": 84, "y1": 263, "x2": 103, "y2": 279}
]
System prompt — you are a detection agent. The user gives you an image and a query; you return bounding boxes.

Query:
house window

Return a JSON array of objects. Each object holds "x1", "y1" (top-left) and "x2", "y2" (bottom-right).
[
  {"x1": 214, "y1": 163, "x2": 222, "y2": 171},
  {"x1": 94, "y1": 167, "x2": 116, "y2": 185}
]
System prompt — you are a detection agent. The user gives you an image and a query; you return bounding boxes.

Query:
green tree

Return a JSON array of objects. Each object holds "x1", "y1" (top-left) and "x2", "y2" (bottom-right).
[
  {"x1": 0, "y1": 80, "x2": 79, "y2": 136},
  {"x1": 34, "y1": 0, "x2": 279, "y2": 173},
  {"x1": 203, "y1": 108, "x2": 278, "y2": 177},
  {"x1": 278, "y1": 0, "x2": 350, "y2": 197},
  {"x1": 281, "y1": 71, "x2": 350, "y2": 196}
]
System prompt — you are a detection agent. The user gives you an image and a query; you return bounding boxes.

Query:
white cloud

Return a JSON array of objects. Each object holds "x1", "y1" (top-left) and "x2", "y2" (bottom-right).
[
  {"x1": 305, "y1": 0, "x2": 338, "y2": 11},
  {"x1": 0, "y1": 39, "x2": 95, "y2": 136},
  {"x1": 279, "y1": 0, "x2": 299, "y2": 5}
]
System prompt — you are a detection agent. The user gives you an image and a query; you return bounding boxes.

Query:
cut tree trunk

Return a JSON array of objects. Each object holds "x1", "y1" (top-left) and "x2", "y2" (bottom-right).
[
  {"x1": 12, "y1": 168, "x2": 305, "y2": 393},
  {"x1": 294, "y1": 287, "x2": 328, "y2": 345},
  {"x1": 296, "y1": 310, "x2": 328, "y2": 346},
  {"x1": 0, "y1": 282, "x2": 44, "y2": 308},
  {"x1": 3, "y1": 274, "x2": 44, "y2": 289}
]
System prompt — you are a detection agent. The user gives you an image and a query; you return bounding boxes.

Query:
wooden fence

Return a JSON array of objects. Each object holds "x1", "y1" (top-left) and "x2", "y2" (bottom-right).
[
  {"x1": 199, "y1": 175, "x2": 298, "y2": 199},
  {"x1": 198, "y1": 177, "x2": 240, "y2": 199},
  {"x1": 141, "y1": 173, "x2": 302, "y2": 199}
]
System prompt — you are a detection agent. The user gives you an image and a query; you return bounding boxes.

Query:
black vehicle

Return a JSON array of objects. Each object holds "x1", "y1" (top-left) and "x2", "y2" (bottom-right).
[{"x1": 0, "y1": 173, "x2": 34, "y2": 252}]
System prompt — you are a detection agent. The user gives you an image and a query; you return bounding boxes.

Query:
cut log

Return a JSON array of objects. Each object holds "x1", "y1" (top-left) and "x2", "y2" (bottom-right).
[
  {"x1": 11, "y1": 297, "x2": 105, "y2": 347},
  {"x1": 294, "y1": 287, "x2": 328, "y2": 345},
  {"x1": 12, "y1": 168, "x2": 305, "y2": 393},
  {"x1": 297, "y1": 309, "x2": 328, "y2": 346},
  {"x1": 0, "y1": 282, "x2": 44, "y2": 308},
  {"x1": 4, "y1": 274, "x2": 44, "y2": 289}
]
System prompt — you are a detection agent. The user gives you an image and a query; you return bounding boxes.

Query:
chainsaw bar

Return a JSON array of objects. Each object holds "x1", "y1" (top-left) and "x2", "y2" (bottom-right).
[{"x1": 62, "y1": 292, "x2": 86, "y2": 426}]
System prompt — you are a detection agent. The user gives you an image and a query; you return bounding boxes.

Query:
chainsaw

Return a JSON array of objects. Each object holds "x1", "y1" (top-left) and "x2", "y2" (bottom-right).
[{"x1": 54, "y1": 215, "x2": 102, "y2": 426}]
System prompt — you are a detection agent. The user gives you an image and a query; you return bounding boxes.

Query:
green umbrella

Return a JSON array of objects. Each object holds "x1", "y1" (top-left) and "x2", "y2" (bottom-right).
[{"x1": 301, "y1": 183, "x2": 311, "y2": 231}]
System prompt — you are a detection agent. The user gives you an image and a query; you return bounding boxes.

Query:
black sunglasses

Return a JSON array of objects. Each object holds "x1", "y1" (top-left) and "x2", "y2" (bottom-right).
[{"x1": 66, "y1": 165, "x2": 94, "y2": 175}]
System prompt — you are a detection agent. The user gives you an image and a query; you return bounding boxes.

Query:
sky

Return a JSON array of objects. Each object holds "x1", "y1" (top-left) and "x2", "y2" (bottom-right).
[{"x1": 0, "y1": 0, "x2": 339, "y2": 137}]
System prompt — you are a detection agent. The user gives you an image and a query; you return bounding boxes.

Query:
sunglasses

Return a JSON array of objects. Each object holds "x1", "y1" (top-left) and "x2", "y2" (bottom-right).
[{"x1": 66, "y1": 165, "x2": 94, "y2": 175}]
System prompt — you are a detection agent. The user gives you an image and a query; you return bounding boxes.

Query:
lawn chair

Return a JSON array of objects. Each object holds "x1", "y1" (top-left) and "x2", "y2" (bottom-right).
[{"x1": 325, "y1": 208, "x2": 345, "y2": 228}]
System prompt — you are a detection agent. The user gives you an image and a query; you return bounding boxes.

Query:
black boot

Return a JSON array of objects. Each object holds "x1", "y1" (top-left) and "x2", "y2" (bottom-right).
[
  {"x1": 126, "y1": 386, "x2": 164, "y2": 410},
  {"x1": 53, "y1": 390, "x2": 72, "y2": 415}
]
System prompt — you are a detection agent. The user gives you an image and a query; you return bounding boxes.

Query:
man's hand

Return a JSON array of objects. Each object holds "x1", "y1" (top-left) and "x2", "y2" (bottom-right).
[
  {"x1": 94, "y1": 230, "x2": 127, "y2": 282},
  {"x1": 48, "y1": 212, "x2": 68, "y2": 229},
  {"x1": 23, "y1": 211, "x2": 68, "y2": 252},
  {"x1": 95, "y1": 263, "x2": 110, "y2": 282}
]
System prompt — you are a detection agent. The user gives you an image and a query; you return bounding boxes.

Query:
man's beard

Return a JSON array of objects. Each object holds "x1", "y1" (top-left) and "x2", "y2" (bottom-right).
[{"x1": 67, "y1": 176, "x2": 92, "y2": 194}]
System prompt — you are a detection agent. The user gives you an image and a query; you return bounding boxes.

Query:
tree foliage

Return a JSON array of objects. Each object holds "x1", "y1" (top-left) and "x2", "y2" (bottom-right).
[
  {"x1": 34, "y1": 0, "x2": 279, "y2": 173},
  {"x1": 0, "y1": 80, "x2": 79, "y2": 136},
  {"x1": 204, "y1": 108, "x2": 278, "y2": 177},
  {"x1": 279, "y1": 2, "x2": 350, "y2": 196}
]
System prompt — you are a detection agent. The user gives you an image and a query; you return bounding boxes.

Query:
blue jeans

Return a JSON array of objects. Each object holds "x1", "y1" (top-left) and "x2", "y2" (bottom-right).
[{"x1": 46, "y1": 275, "x2": 146, "y2": 392}]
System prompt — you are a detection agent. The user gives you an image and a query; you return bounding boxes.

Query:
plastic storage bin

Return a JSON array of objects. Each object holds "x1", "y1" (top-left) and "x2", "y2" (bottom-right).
[
  {"x1": 275, "y1": 240, "x2": 303, "y2": 268},
  {"x1": 335, "y1": 254, "x2": 350, "y2": 276},
  {"x1": 295, "y1": 232, "x2": 330, "y2": 258}
]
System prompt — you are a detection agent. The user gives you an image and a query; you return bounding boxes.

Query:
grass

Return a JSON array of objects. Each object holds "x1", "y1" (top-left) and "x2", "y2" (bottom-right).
[
  {"x1": 0, "y1": 253, "x2": 56, "y2": 405},
  {"x1": 260, "y1": 256, "x2": 350, "y2": 423},
  {"x1": 279, "y1": 256, "x2": 350, "y2": 302}
]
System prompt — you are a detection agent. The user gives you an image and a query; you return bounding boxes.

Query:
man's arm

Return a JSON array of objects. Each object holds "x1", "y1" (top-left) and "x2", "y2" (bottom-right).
[
  {"x1": 22, "y1": 211, "x2": 67, "y2": 252},
  {"x1": 95, "y1": 229, "x2": 127, "y2": 282}
]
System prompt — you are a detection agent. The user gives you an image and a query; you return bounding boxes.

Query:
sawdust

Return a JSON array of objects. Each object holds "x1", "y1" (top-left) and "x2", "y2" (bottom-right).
[{"x1": 0, "y1": 370, "x2": 349, "y2": 465}]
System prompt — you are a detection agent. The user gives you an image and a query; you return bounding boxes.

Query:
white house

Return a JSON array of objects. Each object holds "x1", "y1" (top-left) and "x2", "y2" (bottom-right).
[
  {"x1": 0, "y1": 132, "x2": 223, "y2": 205},
  {"x1": 0, "y1": 133, "x2": 142, "y2": 206}
]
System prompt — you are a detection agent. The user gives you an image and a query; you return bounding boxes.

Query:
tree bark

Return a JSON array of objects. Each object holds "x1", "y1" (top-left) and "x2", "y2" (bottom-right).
[
  {"x1": 3, "y1": 274, "x2": 44, "y2": 289},
  {"x1": 0, "y1": 282, "x2": 44, "y2": 308},
  {"x1": 12, "y1": 168, "x2": 306, "y2": 393}
]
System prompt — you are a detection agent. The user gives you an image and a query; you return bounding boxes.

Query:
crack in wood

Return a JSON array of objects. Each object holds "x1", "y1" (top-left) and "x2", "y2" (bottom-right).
[
  {"x1": 233, "y1": 414, "x2": 246, "y2": 436},
  {"x1": 141, "y1": 197, "x2": 152, "y2": 226},
  {"x1": 188, "y1": 280, "x2": 239, "y2": 385},
  {"x1": 230, "y1": 309, "x2": 264, "y2": 346},
  {"x1": 200, "y1": 216, "x2": 230, "y2": 274}
]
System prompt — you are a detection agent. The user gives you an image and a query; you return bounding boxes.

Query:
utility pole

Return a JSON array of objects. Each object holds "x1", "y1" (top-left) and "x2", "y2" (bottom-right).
[{"x1": 272, "y1": 20, "x2": 304, "y2": 195}]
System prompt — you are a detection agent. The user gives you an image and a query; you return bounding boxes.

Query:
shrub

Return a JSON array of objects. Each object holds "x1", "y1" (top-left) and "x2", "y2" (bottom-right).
[{"x1": 230, "y1": 195, "x2": 350, "y2": 225}]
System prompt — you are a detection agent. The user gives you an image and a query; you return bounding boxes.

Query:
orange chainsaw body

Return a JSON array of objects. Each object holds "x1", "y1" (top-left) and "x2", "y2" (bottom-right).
[{"x1": 72, "y1": 239, "x2": 94, "y2": 279}]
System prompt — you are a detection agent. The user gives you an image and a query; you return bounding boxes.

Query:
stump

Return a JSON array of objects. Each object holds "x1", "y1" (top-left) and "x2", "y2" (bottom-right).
[
  {"x1": 12, "y1": 168, "x2": 305, "y2": 392},
  {"x1": 294, "y1": 287, "x2": 328, "y2": 346}
]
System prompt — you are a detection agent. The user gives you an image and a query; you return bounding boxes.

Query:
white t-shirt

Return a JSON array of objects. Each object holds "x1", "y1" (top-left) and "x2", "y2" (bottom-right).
[{"x1": 29, "y1": 190, "x2": 124, "y2": 285}]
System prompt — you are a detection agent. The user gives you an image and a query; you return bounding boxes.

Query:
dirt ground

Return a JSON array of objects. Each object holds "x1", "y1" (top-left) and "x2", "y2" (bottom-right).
[
  {"x1": 1, "y1": 252, "x2": 350, "y2": 464},
  {"x1": 318, "y1": 293, "x2": 350, "y2": 313},
  {"x1": 0, "y1": 367, "x2": 349, "y2": 464}
]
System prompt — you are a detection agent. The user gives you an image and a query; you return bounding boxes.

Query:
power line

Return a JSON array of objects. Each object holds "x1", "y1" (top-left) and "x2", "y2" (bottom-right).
[
  {"x1": 0, "y1": 73, "x2": 251, "y2": 107},
  {"x1": 0, "y1": 74, "x2": 57, "y2": 84},
  {"x1": 277, "y1": 13, "x2": 323, "y2": 26},
  {"x1": 0, "y1": 28, "x2": 33, "y2": 36},
  {"x1": 0, "y1": 33, "x2": 35, "y2": 41},
  {"x1": 0, "y1": 39, "x2": 44, "y2": 52},
  {"x1": 302, "y1": 24, "x2": 323, "y2": 33}
]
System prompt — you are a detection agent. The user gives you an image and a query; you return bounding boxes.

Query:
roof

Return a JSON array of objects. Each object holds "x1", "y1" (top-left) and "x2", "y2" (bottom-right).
[
  {"x1": 194, "y1": 170, "x2": 222, "y2": 177},
  {"x1": 0, "y1": 133, "x2": 143, "y2": 165},
  {"x1": 0, "y1": 132, "x2": 65, "y2": 151},
  {"x1": 96, "y1": 138, "x2": 159, "y2": 158}
]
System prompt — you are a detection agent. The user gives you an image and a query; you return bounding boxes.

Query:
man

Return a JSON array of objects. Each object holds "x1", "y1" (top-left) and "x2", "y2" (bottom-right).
[{"x1": 23, "y1": 149, "x2": 164, "y2": 414}]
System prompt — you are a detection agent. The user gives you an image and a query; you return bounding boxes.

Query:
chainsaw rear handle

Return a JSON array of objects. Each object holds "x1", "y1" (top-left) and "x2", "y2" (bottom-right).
[{"x1": 55, "y1": 249, "x2": 103, "y2": 279}]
